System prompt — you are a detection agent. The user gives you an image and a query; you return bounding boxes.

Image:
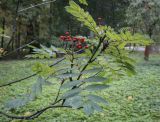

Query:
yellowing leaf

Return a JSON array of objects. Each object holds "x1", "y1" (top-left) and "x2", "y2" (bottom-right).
[{"x1": 79, "y1": 0, "x2": 88, "y2": 5}]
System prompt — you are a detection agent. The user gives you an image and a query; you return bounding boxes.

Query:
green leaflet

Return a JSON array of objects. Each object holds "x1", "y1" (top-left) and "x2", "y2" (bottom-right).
[
  {"x1": 61, "y1": 88, "x2": 82, "y2": 99},
  {"x1": 28, "y1": 77, "x2": 46, "y2": 100},
  {"x1": 29, "y1": 76, "x2": 47, "y2": 100},
  {"x1": 51, "y1": 45, "x2": 59, "y2": 52},
  {"x1": 5, "y1": 98, "x2": 28, "y2": 109},
  {"x1": 87, "y1": 94, "x2": 108, "y2": 105},
  {"x1": 84, "y1": 84, "x2": 110, "y2": 91},
  {"x1": 61, "y1": 76, "x2": 107, "y2": 89},
  {"x1": 56, "y1": 73, "x2": 79, "y2": 79},
  {"x1": 65, "y1": 1, "x2": 98, "y2": 34},
  {"x1": 26, "y1": 44, "x2": 60, "y2": 59},
  {"x1": 30, "y1": 80, "x2": 42, "y2": 100},
  {"x1": 119, "y1": 42, "x2": 127, "y2": 49},
  {"x1": 5, "y1": 77, "x2": 52, "y2": 109},
  {"x1": 40, "y1": 44, "x2": 53, "y2": 54},
  {"x1": 83, "y1": 103, "x2": 94, "y2": 116},
  {"x1": 84, "y1": 76, "x2": 107, "y2": 82},
  {"x1": 32, "y1": 62, "x2": 54, "y2": 77},
  {"x1": 83, "y1": 100, "x2": 104, "y2": 116},
  {"x1": 79, "y1": 0, "x2": 88, "y2": 5},
  {"x1": 61, "y1": 80, "x2": 83, "y2": 89},
  {"x1": 82, "y1": 68, "x2": 102, "y2": 75},
  {"x1": 90, "y1": 101, "x2": 103, "y2": 112},
  {"x1": 55, "y1": 67, "x2": 79, "y2": 75},
  {"x1": 64, "y1": 96, "x2": 83, "y2": 109},
  {"x1": 116, "y1": 59, "x2": 136, "y2": 75}
]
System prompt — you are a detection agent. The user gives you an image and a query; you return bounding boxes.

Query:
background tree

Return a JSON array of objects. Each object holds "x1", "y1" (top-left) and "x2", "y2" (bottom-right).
[
  {"x1": 0, "y1": 0, "x2": 130, "y2": 59},
  {"x1": 126, "y1": 0, "x2": 160, "y2": 60}
]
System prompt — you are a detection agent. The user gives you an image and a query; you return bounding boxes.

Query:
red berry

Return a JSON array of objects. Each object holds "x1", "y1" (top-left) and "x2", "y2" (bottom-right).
[
  {"x1": 78, "y1": 45, "x2": 82, "y2": 49},
  {"x1": 65, "y1": 32, "x2": 69, "y2": 35},
  {"x1": 60, "y1": 36, "x2": 65, "y2": 40},
  {"x1": 80, "y1": 38, "x2": 85, "y2": 43},
  {"x1": 85, "y1": 45, "x2": 89, "y2": 49},
  {"x1": 68, "y1": 38, "x2": 72, "y2": 41},
  {"x1": 73, "y1": 37, "x2": 77, "y2": 41},
  {"x1": 76, "y1": 44, "x2": 82, "y2": 49},
  {"x1": 67, "y1": 36, "x2": 72, "y2": 41},
  {"x1": 77, "y1": 42, "x2": 81, "y2": 45},
  {"x1": 77, "y1": 38, "x2": 81, "y2": 41}
]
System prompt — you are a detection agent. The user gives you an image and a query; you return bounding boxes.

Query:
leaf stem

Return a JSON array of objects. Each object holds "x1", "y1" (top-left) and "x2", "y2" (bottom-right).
[{"x1": 77, "y1": 35, "x2": 106, "y2": 80}]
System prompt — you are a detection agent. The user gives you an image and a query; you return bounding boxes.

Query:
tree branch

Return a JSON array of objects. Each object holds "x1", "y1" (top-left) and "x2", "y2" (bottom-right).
[
  {"x1": 18, "y1": 0, "x2": 56, "y2": 13},
  {"x1": 0, "y1": 99, "x2": 71, "y2": 120},
  {"x1": 1, "y1": 40, "x2": 36, "y2": 58},
  {"x1": 0, "y1": 48, "x2": 85, "y2": 88},
  {"x1": 0, "y1": 57, "x2": 65, "y2": 88},
  {"x1": 54, "y1": 79, "x2": 65, "y2": 103},
  {"x1": 77, "y1": 35, "x2": 106, "y2": 80},
  {"x1": 78, "y1": 64, "x2": 103, "y2": 87}
]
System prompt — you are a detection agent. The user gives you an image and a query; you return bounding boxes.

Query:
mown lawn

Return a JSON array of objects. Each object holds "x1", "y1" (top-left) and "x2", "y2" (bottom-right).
[{"x1": 0, "y1": 53, "x2": 160, "y2": 122}]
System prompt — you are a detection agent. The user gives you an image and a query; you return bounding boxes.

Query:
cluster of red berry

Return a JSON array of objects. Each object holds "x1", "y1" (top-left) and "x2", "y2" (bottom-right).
[{"x1": 59, "y1": 32, "x2": 88, "y2": 49}]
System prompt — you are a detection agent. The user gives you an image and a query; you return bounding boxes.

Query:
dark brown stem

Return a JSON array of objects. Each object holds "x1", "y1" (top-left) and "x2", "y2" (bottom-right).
[
  {"x1": 69, "y1": 47, "x2": 74, "y2": 81},
  {"x1": 62, "y1": 49, "x2": 74, "y2": 105},
  {"x1": 78, "y1": 64, "x2": 103, "y2": 87},
  {"x1": 0, "y1": 57, "x2": 65, "y2": 88},
  {"x1": 0, "y1": 73, "x2": 37, "y2": 87},
  {"x1": 0, "y1": 99, "x2": 70, "y2": 120},
  {"x1": 54, "y1": 79, "x2": 65, "y2": 103},
  {"x1": 1, "y1": 40, "x2": 36, "y2": 58},
  {"x1": 1, "y1": 17, "x2": 5, "y2": 48},
  {"x1": 77, "y1": 35, "x2": 106, "y2": 80},
  {"x1": 0, "y1": 48, "x2": 85, "y2": 88}
]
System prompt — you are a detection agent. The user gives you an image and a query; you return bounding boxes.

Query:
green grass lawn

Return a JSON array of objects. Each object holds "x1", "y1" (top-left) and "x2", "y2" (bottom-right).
[{"x1": 0, "y1": 53, "x2": 160, "y2": 122}]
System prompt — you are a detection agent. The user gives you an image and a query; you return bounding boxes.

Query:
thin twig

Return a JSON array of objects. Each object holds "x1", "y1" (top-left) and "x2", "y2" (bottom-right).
[
  {"x1": 0, "y1": 99, "x2": 71, "y2": 120},
  {"x1": 0, "y1": 48, "x2": 85, "y2": 88},
  {"x1": 1, "y1": 40, "x2": 36, "y2": 58},
  {"x1": 0, "y1": 57, "x2": 65, "y2": 88},
  {"x1": 0, "y1": 73, "x2": 37, "y2": 87},
  {"x1": 77, "y1": 35, "x2": 106, "y2": 80},
  {"x1": 54, "y1": 79, "x2": 65, "y2": 103},
  {"x1": 18, "y1": 0, "x2": 56, "y2": 13},
  {"x1": 78, "y1": 66, "x2": 103, "y2": 87}
]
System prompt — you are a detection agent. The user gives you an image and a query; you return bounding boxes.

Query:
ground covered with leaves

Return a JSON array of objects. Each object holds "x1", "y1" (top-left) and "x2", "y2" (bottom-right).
[{"x1": 0, "y1": 53, "x2": 160, "y2": 122}]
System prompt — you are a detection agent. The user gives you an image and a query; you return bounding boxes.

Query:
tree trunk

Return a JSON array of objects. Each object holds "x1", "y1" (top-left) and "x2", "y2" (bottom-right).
[
  {"x1": 1, "y1": 17, "x2": 5, "y2": 48},
  {"x1": 26, "y1": 20, "x2": 34, "y2": 43},
  {"x1": 16, "y1": 16, "x2": 21, "y2": 59},
  {"x1": 6, "y1": 0, "x2": 20, "y2": 50},
  {"x1": 144, "y1": 45, "x2": 150, "y2": 61},
  {"x1": 144, "y1": 30, "x2": 152, "y2": 61},
  {"x1": 6, "y1": 0, "x2": 20, "y2": 51},
  {"x1": 111, "y1": 1, "x2": 116, "y2": 28},
  {"x1": 34, "y1": 19, "x2": 39, "y2": 40},
  {"x1": 49, "y1": 2, "x2": 53, "y2": 37}
]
